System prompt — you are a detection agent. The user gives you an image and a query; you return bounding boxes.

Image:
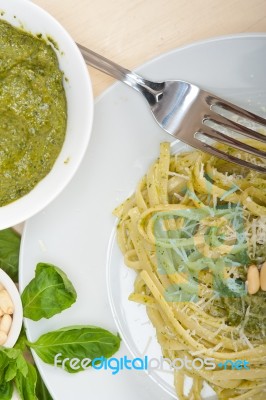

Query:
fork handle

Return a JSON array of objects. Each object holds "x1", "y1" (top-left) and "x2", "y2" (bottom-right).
[{"x1": 77, "y1": 44, "x2": 164, "y2": 105}]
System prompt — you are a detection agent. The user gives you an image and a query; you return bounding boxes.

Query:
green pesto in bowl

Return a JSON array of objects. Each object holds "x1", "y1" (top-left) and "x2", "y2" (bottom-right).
[{"x1": 0, "y1": 19, "x2": 67, "y2": 206}]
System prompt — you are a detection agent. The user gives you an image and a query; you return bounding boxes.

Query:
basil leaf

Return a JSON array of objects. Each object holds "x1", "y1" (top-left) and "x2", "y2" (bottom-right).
[
  {"x1": 0, "y1": 351, "x2": 9, "y2": 382},
  {"x1": 5, "y1": 361, "x2": 17, "y2": 382},
  {"x1": 21, "y1": 263, "x2": 77, "y2": 321},
  {"x1": 15, "y1": 330, "x2": 52, "y2": 399},
  {"x1": 0, "y1": 381, "x2": 13, "y2": 400},
  {"x1": 0, "y1": 228, "x2": 20, "y2": 281},
  {"x1": 0, "y1": 346, "x2": 28, "y2": 382},
  {"x1": 0, "y1": 345, "x2": 41, "y2": 400},
  {"x1": 28, "y1": 325, "x2": 121, "y2": 373},
  {"x1": 14, "y1": 328, "x2": 28, "y2": 352},
  {"x1": 0, "y1": 347, "x2": 21, "y2": 365},
  {"x1": 0, "y1": 347, "x2": 18, "y2": 381},
  {"x1": 0, "y1": 347, "x2": 30, "y2": 398},
  {"x1": 14, "y1": 362, "x2": 37, "y2": 400},
  {"x1": 15, "y1": 353, "x2": 29, "y2": 378},
  {"x1": 35, "y1": 369, "x2": 53, "y2": 400}
]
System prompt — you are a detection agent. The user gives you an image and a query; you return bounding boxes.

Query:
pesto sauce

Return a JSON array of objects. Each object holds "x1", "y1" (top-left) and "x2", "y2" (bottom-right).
[
  {"x1": 222, "y1": 291, "x2": 266, "y2": 341},
  {"x1": 0, "y1": 20, "x2": 67, "y2": 206}
]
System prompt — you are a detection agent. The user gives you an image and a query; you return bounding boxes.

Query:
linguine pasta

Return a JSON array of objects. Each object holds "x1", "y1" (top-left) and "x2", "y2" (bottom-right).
[{"x1": 114, "y1": 142, "x2": 266, "y2": 400}]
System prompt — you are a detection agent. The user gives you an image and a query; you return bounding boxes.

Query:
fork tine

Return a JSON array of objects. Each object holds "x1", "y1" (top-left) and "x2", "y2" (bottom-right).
[
  {"x1": 207, "y1": 95, "x2": 266, "y2": 127},
  {"x1": 191, "y1": 138, "x2": 266, "y2": 173},
  {"x1": 198, "y1": 125, "x2": 266, "y2": 159},
  {"x1": 204, "y1": 112, "x2": 266, "y2": 143}
]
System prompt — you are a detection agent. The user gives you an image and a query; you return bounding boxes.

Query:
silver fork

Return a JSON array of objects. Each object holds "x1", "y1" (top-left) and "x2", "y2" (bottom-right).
[{"x1": 78, "y1": 44, "x2": 266, "y2": 173}]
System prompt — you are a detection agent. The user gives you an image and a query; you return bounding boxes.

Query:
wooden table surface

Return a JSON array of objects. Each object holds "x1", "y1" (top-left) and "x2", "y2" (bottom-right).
[{"x1": 33, "y1": 0, "x2": 266, "y2": 97}]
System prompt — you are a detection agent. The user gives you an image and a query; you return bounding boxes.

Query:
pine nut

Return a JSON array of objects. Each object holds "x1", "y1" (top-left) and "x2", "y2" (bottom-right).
[
  {"x1": 0, "y1": 331, "x2": 7, "y2": 345},
  {"x1": 0, "y1": 314, "x2": 12, "y2": 335},
  {"x1": 247, "y1": 265, "x2": 260, "y2": 295},
  {"x1": 0, "y1": 283, "x2": 4, "y2": 291},
  {"x1": 0, "y1": 290, "x2": 14, "y2": 314},
  {"x1": 260, "y1": 262, "x2": 266, "y2": 291}
]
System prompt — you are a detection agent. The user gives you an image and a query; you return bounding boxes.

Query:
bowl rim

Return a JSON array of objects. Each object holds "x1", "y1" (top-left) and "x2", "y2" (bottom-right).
[
  {"x1": 0, "y1": 0, "x2": 94, "y2": 229},
  {"x1": 0, "y1": 268, "x2": 23, "y2": 348}
]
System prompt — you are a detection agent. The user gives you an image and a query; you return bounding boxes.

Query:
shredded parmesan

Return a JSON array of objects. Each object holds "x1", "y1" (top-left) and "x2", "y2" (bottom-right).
[
  {"x1": 245, "y1": 215, "x2": 266, "y2": 260},
  {"x1": 168, "y1": 171, "x2": 189, "y2": 180}
]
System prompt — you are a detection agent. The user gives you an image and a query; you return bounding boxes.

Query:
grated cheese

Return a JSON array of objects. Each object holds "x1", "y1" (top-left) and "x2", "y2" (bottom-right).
[
  {"x1": 245, "y1": 215, "x2": 266, "y2": 260},
  {"x1": 168, "y1": 171, "x2": 189, "y2": 180}
]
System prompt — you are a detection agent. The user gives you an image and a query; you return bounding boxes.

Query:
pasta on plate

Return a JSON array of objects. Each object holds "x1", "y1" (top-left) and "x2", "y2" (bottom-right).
[{"x1": 114, "y1": 141, "x2": 266, "y2": 400}]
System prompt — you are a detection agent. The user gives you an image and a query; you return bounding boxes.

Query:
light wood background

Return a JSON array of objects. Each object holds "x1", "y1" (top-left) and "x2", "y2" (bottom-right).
[{"x1": 33, "y1": 0, "x2": 266, "y2": 97}]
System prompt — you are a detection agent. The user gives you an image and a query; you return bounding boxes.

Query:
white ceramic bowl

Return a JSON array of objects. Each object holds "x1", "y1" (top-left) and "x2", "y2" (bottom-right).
[
  {"x1": 0, "y1": 0, "x2": 94, "y2": 229},
  {"x1": 0, "y1": 268, "x2": 23, "y2": 348}
]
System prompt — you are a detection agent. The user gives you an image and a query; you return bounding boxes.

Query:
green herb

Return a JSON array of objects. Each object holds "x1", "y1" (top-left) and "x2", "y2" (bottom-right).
[
  {"x1": 0, "y1": 381, "x2": 13, "y2": 400},
  {"x1": 0, "y1": 329, "x2": 52, "y2": 399},
  {"x1": 0, "y1": 347, "x2": 26, "y2": 382},
  {"x1": 0, "y1": 347, "x2": 28, "y2": 398},
  {"x1": 21, "y1": 263, "x2": 77, "y2": 321},
  {"x1": 14, "y1": 361, "x2": 37, "y2": 400},
  {"x1": 35, "y1": 368, "x2": 53, "y2": 400},
  {"x1": 28, "y1": 325, "x2": 121, "y2": 373},
  {"x1": 0, "y1": 228, "x2": 20, "y2": 281},
  {"x1": 5, "y1": 351, "x2": 28, "y2": 382},
  {"x1": 13, "y1": 328, "x2": 28, "y2": 353}
]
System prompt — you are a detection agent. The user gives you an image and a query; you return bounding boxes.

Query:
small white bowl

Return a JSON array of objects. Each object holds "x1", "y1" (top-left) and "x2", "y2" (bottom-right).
[
  {"x1": 0, "y1": 269, "x2": 23, "y2": 348},
  {"x1": 0, "y1": 0, "x2": 94, "y2": 229}
]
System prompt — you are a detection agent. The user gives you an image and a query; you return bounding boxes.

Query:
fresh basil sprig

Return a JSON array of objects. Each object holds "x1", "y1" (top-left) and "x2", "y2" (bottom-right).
[
  {"x1": 28, "y1": 325, "x2": 121, "y2": 373},
  {"x1": 0, "y1": 329, "x2": 52, "y2": 400},
  {"x1": 14, "y1": 361, "x2": 37, "y2": 400},
  {"x1": 0, "y1": 228, "x2": 20, "y2": 281},
  {"x1": 0, "y1": 345, "x2": 52, "y2": 400},
  {"x1": 0, "y1": 345, "x2": 36, "y2": 400},
  {"x1": 21, "y1": 263, "x2": 77, "y2": 321}
]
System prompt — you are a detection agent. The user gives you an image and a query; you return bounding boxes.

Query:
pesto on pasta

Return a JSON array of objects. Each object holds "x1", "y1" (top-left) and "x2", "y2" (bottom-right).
[{"x1": 114, "y1": 141, "x2": 266, "y2": 400}]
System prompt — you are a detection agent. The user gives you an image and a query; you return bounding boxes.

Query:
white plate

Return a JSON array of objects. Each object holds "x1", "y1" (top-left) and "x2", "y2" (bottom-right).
[{"x1": 20, "y1": 34, "x2": 266, "y2": 400}]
